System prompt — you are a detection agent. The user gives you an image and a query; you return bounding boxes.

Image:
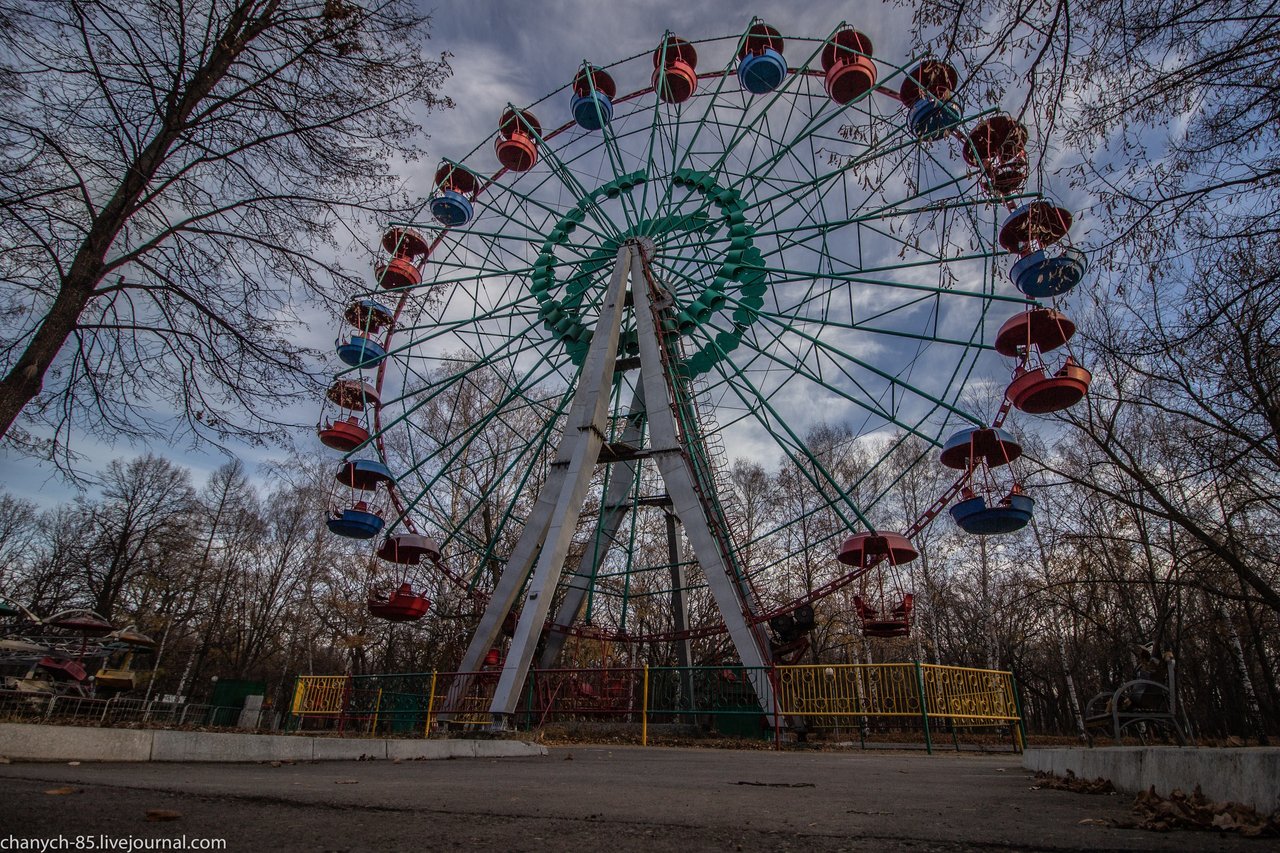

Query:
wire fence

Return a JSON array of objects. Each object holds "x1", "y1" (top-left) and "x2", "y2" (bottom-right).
[{"x1": 0, "y1": 689, "x2": 265, "y2": 731}]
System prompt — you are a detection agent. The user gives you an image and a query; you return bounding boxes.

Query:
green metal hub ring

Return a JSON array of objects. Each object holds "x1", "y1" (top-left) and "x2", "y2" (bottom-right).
[{"x1": 531, "y1": 168, "x2": 767, "y2": 378}]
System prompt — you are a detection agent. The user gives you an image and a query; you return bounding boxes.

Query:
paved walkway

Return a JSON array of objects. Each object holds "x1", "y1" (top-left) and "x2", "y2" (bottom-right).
[{"x1": 0, "y1": 746, "x2": 1260, "y2": 851}]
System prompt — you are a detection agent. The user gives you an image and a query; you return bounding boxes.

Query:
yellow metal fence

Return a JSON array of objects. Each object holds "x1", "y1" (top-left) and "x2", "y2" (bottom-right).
[{"x1": 290, "y1": 663, "x2": 1024, "y2": 751}]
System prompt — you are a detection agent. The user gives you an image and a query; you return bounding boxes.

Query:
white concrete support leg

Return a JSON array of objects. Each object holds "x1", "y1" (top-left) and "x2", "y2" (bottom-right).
[
  {"x1": 629, "y1": 258, "x2": 776, "y2": 714},
  {"x1": 537, "y1": 390, "x2": 646, "y2": 670},
  {"x1": 487, "y1": 246, "x2": 635, "y2": 721}
]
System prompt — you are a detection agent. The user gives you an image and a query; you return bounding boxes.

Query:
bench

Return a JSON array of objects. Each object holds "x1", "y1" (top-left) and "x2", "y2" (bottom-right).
[{"x1": 1084, "y1": 656, "x2": 1187, "y2": 746}]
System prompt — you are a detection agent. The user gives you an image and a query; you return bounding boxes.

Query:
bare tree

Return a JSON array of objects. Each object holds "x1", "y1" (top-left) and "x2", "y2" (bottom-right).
[
  {"x1": 82, "y1": 453, "x2": 197, "y2": 620},
  {"x1": 0, "y1": 0, "x2": 450, "y2": 463},
  {"x1": 907, "y1": 0, "x2": 1280, "y2": 269}
]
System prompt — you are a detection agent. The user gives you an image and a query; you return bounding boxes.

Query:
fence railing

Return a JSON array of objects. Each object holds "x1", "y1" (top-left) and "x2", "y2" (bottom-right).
[
  {"x1": 290, "y1": 662, "x2": 1025, "y2": 752},
  {"x1": 0, "y1": 689, "x2": 264, "y2": 731}
]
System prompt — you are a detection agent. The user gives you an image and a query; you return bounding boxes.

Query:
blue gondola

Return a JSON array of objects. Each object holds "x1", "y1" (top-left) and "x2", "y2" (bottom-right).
[
  {"x1": 909, "y1": 96, "x2": 962, "y2": 141},
  {"x1": 430, "y1": 189, "x2": 473, "y2": 228},
  {"x1": 570, "y1": 65, "x2": 617, "y2": 130},
  {"x1": 950, "y1": 493, "x2": 1034, "y2": 535},
  {"x1": 335, "y1": 335, "x2": 387, "y2": 368},
  {"x1": 1010, "y1": 247, "x2": 1088, "y2": 298},
  {"x1": 571, "y1": 92, "x2": 613, "y2": 130},
  {"x1": 738, "y1": 49, "x2": 787, "y2": 94},
  {"x1": 327, "y1": 506, "x2": 385, "y2": 539}
]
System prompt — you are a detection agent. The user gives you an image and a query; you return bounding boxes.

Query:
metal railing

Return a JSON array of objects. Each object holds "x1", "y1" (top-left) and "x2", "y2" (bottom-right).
[
  {"x1": 289, "y1": 662, "x2": 1025, "y2": 752},
  {"x1": 0, "y1": 689, "x2": 265, "y2": 731}
]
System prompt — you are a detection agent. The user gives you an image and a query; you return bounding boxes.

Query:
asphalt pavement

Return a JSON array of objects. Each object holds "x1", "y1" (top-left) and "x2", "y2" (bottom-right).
[{"x1": 0, "y1": 746, "x2": 1260, "y2": 851}]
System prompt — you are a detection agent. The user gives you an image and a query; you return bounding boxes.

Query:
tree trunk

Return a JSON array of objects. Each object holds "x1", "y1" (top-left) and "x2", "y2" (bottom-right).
[
  {"x1": 1220, "y1": 604, "x2": 1269, "y2": 745},
  {"x1": 1058, "y1": 633, "x2": 1087, "y2": 741},
  {"x1": 0, "y1": 1, "x2": 272, "y2": 439}
]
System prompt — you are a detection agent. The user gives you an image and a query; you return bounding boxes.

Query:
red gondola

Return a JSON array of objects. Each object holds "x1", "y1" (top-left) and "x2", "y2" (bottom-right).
[
  {"x1": 964, "y1": 114, "x2": 1029, "y2": 196},
  {"x1": 374, "y1": 226, "x2": 430, "y2": 290},
  {"x1": 821, "y1": 27, "x2": 876, "y2": 105},
  {"x1": 317, "y1": 415, "x2": 369, "y2": 452},
  {"x1": 495, "y1": 109, "x2": 542, "y2": 172},
  {"x1": 1005, "y1": 358, "x2": 1092, "y2": 414},
  {"x1": 367, "y1": 583, "x2": 431, "y2": 622},
  {"x1": 995, "y1": 308, "x2": 1092, "y2": 414},
  {"x1": 838, "y1": 532, "x2": 918, "y2": 638},
  {"x1": 652, "y1": 34, "x2": 698, "y2": 104}
]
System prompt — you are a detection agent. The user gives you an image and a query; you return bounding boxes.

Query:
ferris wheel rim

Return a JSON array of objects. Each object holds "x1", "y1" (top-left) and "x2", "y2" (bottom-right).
[{"x1": 338, "y1": 23, "x2": 1046, "y2": 640}]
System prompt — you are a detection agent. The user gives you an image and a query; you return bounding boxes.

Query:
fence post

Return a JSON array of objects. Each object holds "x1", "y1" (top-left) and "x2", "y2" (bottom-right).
[
  {"x1": 642, "y1": 665, "x2": 649, "y2": 747},
  {"x1": 1011, "y1": 674, "x2": 1027, "y2": 753},
  {"x1": 525, "y1": 671, "x2": 536, "y2": 732},
  {"x1": 371, "y1": 688, "x2": 383, "y2": 736},
  {"x1": 424, "y1": 671, "x2": 438, "y2": 738},
  {"x1": 772, "y1": 666, "x2": 781, "y2": 751},
  {"x1": 914, "y1": 661, "x2": 933, "y2": 754}
]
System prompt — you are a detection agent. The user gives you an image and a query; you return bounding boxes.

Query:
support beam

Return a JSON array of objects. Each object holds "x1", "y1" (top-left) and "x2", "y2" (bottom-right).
[
  {"x1": 537, "y1": 388, "x2": 647, "y2": 669},
  {"x1": 665, "y1": 509, "x2": 694, "y2": 710},
  {"x1": 486, "y1": 245, "x2": 634, "y2": 721},
  {"x1": 629, "y1": 254, "x2": 777, "y2": 715}
]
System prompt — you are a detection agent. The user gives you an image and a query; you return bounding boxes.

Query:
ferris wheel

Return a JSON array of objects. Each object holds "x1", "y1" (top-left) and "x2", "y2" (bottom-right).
[{"x1": 315, "y1": 20, "x2": 1090, "y2": 720}]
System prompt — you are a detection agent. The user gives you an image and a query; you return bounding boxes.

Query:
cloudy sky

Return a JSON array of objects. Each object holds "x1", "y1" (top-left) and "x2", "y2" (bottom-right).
[{"x1": 2, "y1": 1, "x2": 1040, "y2": 507}]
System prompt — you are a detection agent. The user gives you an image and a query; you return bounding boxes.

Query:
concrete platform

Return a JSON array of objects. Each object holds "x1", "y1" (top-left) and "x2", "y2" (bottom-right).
[
  {"x1": 1024, "y1": 746, "x2": 1280, "y2": 813},
  {"x1": 0, "y1": 723, "x2": 546, "y2": 763},
  {"x1": 1, "y1": 746, "x2": 1265, "y2": 851}
]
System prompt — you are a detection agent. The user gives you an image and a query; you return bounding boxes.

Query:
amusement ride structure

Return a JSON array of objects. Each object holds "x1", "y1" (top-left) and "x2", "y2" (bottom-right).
[
  {"x1": 0, "y1": 596, "x2": 155, "y2": 697},
  {"x1": 316, "y1": 20, "x2": 1091, "y2": 727}
]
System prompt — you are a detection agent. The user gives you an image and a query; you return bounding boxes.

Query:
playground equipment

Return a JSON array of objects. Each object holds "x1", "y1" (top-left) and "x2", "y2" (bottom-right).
[{"x1": 316, "y1": 20, "x2": 1091, "y2": 727}]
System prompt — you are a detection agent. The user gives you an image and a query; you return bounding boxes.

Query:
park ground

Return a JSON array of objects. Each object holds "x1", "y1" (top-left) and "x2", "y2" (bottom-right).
[{"x1": 0, "y1": 746, "x2": 1263, "y2": 852}]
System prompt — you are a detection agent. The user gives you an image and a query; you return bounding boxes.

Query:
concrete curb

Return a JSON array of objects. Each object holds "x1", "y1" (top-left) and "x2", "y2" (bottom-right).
[
  {"x1": 1024, "y1": 746, "x2": 1280, "y2": 813},
  {"x1": 0, "y1": 723, "x2": 547, "y2": 763}
]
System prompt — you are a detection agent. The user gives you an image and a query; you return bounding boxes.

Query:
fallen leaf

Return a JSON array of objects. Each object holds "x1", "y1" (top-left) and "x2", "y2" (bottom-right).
[
  {"x1": 270, "y1": 761, "x2": 281, "y2": 768},
  {"x1": 735, "y1": 781, "x2": 816, "y2": 788},
  {"x1": 44, "y1": 787, "x2": 80, "y2": 796},
  {"x1": 67, "y1": 761, "x2": 80, "y2": 766},
  {"x1": 1078, "y1": 818, "x2": 1109, "y2": 826},
  {"x1": 0, "y1": 756, "x2": 10, "y2": 764},
  {"x1": 334, "y1": 779, "x2": 359, "y2": 785},
  {"x1": 145, "y1": 810, "x2": 181, "y2": 822}
]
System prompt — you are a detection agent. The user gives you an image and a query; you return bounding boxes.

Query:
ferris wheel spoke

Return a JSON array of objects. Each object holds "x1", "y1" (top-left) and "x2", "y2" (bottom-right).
[
  {"x1": 474, "y1": 174, "x2": 624, "y2": 245},
  {"x1": 676, "y1": 323, "x2": 875, "y2": 531},
  {"x1": 373, "y1": 322, "x2": 565, "y2": 441},
  {"x1": 388, "y1": 359, "x2": 578, "y2": 535},
  {"x1": 703, "y1": 311, "x2": 955, "y2": 447},
  {"x1": 730, "y1": 295, "x2": 986, "y2": 427}
]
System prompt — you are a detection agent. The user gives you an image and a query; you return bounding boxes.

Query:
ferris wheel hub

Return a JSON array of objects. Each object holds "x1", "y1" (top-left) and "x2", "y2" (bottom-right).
[{"x1": 630, "y1": 236, "x2": 656, "y2": 262}]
